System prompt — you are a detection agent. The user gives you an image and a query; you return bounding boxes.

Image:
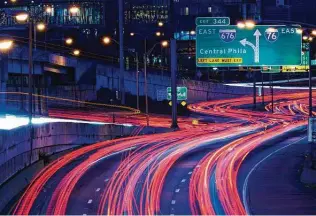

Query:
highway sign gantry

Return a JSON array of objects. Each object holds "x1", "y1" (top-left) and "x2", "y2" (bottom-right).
[{"x1": 196, "y1": 25, "x2": 302, "y2": 67}]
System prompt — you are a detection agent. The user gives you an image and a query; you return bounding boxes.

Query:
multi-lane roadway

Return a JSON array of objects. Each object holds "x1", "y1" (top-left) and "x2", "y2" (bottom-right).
[{"x1": 11, "y1": 91, "x2": 315, "y2": 215}]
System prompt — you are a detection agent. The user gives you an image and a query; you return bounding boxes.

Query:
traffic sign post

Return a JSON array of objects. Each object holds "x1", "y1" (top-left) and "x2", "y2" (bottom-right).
[
  {"x1": 196, "y1": 25, "x2": 302, "y2": 67},
  {"x1": 167, "y1": 87, "x2": 188, "y2": 101}
]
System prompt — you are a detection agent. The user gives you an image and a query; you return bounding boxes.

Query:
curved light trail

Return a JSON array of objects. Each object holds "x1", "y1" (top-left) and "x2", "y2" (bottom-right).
[{"x1": 12, "y1": 90, "x2": 316, "y2": 215}]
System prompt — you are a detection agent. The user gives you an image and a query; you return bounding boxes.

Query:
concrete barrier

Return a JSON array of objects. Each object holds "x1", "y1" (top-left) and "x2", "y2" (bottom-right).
[{"x1": 0, "y1": 122, "x2": 136, "y2": 186}]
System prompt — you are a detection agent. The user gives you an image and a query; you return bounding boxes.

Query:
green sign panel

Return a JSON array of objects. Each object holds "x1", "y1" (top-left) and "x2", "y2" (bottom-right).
[
  {"x1": 196, "y1": 17, "x2": 230, "y2": 26},
  {"x1": 196, "y1": 25, "x2": 302, "y2": 67},
  {"x1": 311, "y1": 60, "x2": 316, "y2": 66},
  {"x1": 261, "y1": 66, "x2": 281, "y2": 73},
  {"x1": 167, "y1": 87, "x2": 188, "y2": 101}
]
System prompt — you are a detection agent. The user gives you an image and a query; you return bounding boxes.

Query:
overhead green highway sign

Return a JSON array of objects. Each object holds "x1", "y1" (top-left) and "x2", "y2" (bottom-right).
[
  {"x1": 195, "y1": 17, "x2": 230, "y2": 26},
  {"x1": 196, "y1": 25, "x2": 302, "y2": 67}
]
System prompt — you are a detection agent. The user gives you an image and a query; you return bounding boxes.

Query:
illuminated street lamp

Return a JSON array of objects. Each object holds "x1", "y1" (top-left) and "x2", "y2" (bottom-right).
[
  {"x1": 15, "y1": 13, "x2": 29, "y2": 22},
  {"x1": 45, "y1": 6, "x2": 53, "y2": 13},
  {"x1": 312, "y1": 30, "x2": 316, "y2": 36},
  {"x1": 303, "y1": 35, "x2": 309, "y2": 41},
  {"x1": 10, "y1": 0, "x2": 17, "y2": 3},
  {"x1": 69, "y1": 6, "x2": 80, "y2": 15},
  {"x1": 130, "y1": 32, "x2": 135, "y2": 36},
  {"x1": 65, "y1": 37, "x2": 73, "y2": 45},
  {"x1": 0, "y1": 40, "x2": 13, "y2": 51},
  {"x1": 36, "y1": 23, "x2": 46, "y2": 31},
  {"x1": 156, "y1": 31, "x2": 162, "y2": 37},
  {"x1": 297, "y1": 29, "x2": 303, "y2": 34},
  {"x1": 102, "y1": 36, "x2": 111, "y2": 45},
  {"x1": 190, "y1": 30, "x2": 196, "y2": 35},
  {"x1": 237, "y1": 22, "x2": 246, "y2": 29},
  {"x1": 158, "y1": 21, "x2": 164, "y2": 27},
  {"x1": 245, "y1": 20, "x2": 255, "y2": 29},
  {"x1": 161, "y1": 40, "x2": 168, "y2": 47},
  {"x1": 73, "y1": 49, "x2": 80, "y2": 56}
]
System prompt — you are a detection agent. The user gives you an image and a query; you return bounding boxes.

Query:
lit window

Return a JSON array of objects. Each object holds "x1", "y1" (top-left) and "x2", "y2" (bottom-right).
[{"x1": 185, "y1": 7, "x2": 189, "y2": 15}]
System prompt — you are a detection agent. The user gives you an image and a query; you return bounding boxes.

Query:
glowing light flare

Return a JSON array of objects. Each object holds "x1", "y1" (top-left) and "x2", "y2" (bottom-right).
[
  {"x1": 0, "y1": 39, "x2": 13, "y2": 51},
  {"x1": 15, "y1": 13, "x2": 29, "y2": 22},
  {"x1": 36, "y1": 23, "x2": 46, "y2": 31},
  {"x1": 69, "y1": 6, "x2": 80, "y2": 14}
]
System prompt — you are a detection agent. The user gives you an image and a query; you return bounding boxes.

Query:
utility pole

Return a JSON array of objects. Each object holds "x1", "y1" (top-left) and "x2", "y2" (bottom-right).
[
  {"x1": 118, "y1": 0, "x2": 125, "y2": 104},
  {"x1": 170, "y1": 39, "x2": 178, "y2": 129}
]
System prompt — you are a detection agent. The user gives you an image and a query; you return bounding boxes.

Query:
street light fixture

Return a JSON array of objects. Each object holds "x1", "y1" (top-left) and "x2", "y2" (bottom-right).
[
  {"x1": 45, "y1": 6, "x2": 53, "y2": 13},
  {"x1": 130, "y1": 32, "x2": 135, "y2": 36},
  {"x1": 0, "y1": 40, "x2": 13, "y2": 51},
  {"x1": 73, "y1": 49, "x2": 80, "y2": 56},
  {"x1": 161, "y1": 40, "x2": 169, "y2": 47},
  {"x1": 156, "y1": 31, "x2": 162, "y2": 37},
  {"x1": 15, "y1": 13, "x2": 29, "y2": 22},
  {"x1": 158, "y1": 21, "x2": 164, "y2": 27},
  {"x1": 36, "y1": 23, "x2": 46, "y2": 31},
  {"x1": 297, "y1": 29, "x2": 303, "y2": 34},
  {"x1": 65, "y1": 37, "x2": 73, "y2": 45},
  {"x1": 237, "y1": 22, "x2": 246, "y2": 29},
  {"x1": 245, "y1": 20, "x2": 256, "y2": 29},
  {"x1": 190, "y1": 30, "x2": 196, "y2": 35},
  {"x1": 303, "y1": 35, "x2": 309, "y2": 41},
  {"x1": 103, "y1": 36, "x2": 111, "y2": 45},
  {"x1": 69, "y1": 6, "x2": 80, "y2": 15}
]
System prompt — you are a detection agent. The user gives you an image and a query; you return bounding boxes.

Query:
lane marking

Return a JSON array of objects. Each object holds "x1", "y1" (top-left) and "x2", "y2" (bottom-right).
[
  {"x1": 175, "y1": 189, "x2": 180, "y2": 193},
  {"x1": 188, "y1": 171, "x2": 192, "y2": 175},
  {"x1": 242, "y1": 136, "x2": 306, "y2": 215},
  {"x1": 171, "y1": 200, "x2": 176, "y2": 205},
  {"x1": 104, "y1": 178, "x2": 109, "y2": 182},
  {"x1": 96, "y1": 188, "x2": 101, "y2": 192},
  {"x1": 87, "y1": 199, "x2": 93, "y2": 204},
  {"x1": 181, "y1": 179, "x2": 186, "y2": 183}
]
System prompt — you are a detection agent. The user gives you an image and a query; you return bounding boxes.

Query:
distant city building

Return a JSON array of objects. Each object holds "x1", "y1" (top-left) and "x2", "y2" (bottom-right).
[{"x1": 0, "y1": 0, "x2": 105, "y2": 26}]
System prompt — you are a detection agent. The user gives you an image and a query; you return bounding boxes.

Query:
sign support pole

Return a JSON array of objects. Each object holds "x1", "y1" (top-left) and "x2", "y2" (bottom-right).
[
  {"x1": 270, "y1": 73, "x2": 274, "y2": 113},
  {"x1": 171, "y1": 39, "x2": 179, "y2": 129},
  {"x1": 252, "y1": 69, "x2": 257, "y2": 110},
  {"x1": 261, "y1": 71, "x2": 264, "y2": 106}
]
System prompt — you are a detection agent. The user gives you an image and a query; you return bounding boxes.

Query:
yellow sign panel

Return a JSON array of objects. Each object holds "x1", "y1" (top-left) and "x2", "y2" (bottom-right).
[
  {"x1": 192, "y1": 119, "x2": 199, "y2": 125},
  {"x1": 181, "y1": 101, "x2": 187, "y2": 106},
  {"x1": 197, "y1": 58, "x2": 242, "y2": 64},
  {"x1": 282, "y1": 66, "x2": 309, "y2": 72}
]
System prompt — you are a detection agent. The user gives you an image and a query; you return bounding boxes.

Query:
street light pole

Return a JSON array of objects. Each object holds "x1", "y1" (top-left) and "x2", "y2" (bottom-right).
[
  {"x1": 28, "y1": 18, "x2": 34, "y2": 164},
  {"x1": 118, "y1": 0, "x2": 125, "y2": 104},
  {"x1": 136, "y1": 52, "x2": 139, "y2": 110},
  {"x1": 309, "y1": 43, "x2": 313, "y2": 117},
  {"x1": 144, "y1": 38, "x2": 149, "y2": 126},
  {"x1": 170, "y1": 39, "x2": 178, "y2": 129}
]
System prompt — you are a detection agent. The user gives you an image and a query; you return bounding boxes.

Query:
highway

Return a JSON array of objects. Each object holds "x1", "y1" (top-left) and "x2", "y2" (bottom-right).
[{"x1": 11, "y1": 91, "x2": 316, "y2": 215}]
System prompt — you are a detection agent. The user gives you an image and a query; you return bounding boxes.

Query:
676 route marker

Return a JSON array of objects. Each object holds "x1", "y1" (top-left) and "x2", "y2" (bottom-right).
[{"x1": 240, "y1": 29, "x2": 262, "y2": 63}]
